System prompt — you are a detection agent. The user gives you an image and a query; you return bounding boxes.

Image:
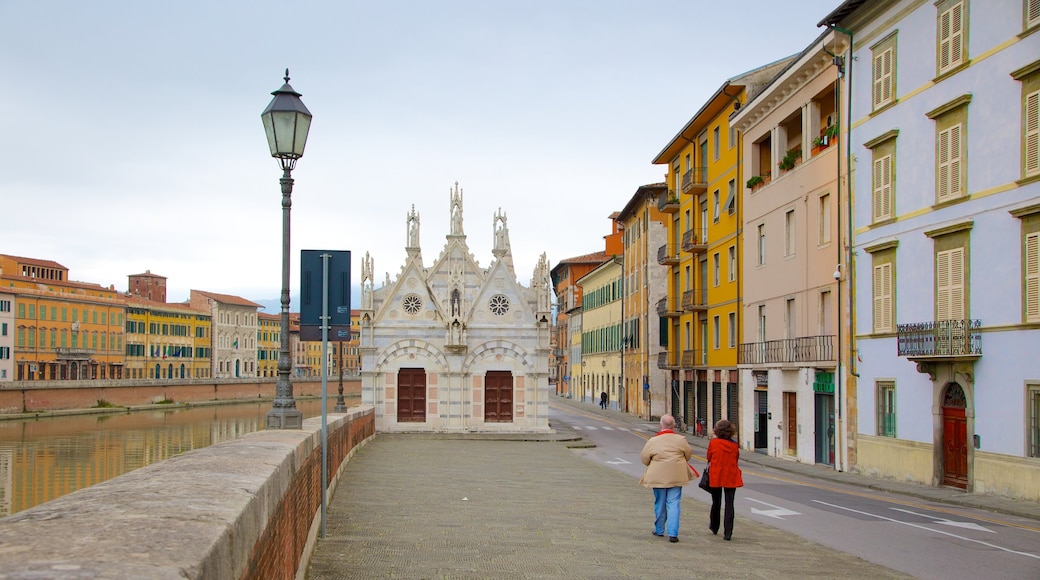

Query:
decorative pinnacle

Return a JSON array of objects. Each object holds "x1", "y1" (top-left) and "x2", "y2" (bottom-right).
[{"x1": 284, "y1": 68, "x2": 290, "y2": 83}]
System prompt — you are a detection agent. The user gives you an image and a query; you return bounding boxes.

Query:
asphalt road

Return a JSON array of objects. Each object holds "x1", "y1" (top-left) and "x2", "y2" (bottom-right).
[{"x1": 550, "y1": 400, "x2": 1040, "y2": 580}]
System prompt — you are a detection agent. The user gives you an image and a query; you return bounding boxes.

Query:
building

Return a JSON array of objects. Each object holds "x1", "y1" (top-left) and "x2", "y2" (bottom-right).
[
  {"x1": 577, "y1": 258, "x2": 623, "y2": 410},
  {"x1": 0, "y1": 254, "x2": 126, "y2": 381},
  {"x1": 0, "y1": 291, "x2": 13, "y2": 381},
  {"x1": 823, "y1": 0, "x2": 1040, "y2": 499},
  {"x1": 360, "y1": 184, "x2": 552, "y2": 432},
  {"x1": 257, "y1": 312, "x2": 280, "y2": 378},
  {"x1": 732, "y1": 30, "x2": 850, "y2": 467},
  {"x1": 551, "y1": 250, "x2": 609, "y2": 402},
  {"x1": 189, "y1": 290, "x2": 261, "y2": 379},
  {"x1": 652, "y1": 62, "x2": 791, "y2": 433},
  {"x1": 615, "y1": 183, "x2": 669, "y2": 419},
  {"x1": 124, "y1": 295, "x2": 211, "y2": 380}
]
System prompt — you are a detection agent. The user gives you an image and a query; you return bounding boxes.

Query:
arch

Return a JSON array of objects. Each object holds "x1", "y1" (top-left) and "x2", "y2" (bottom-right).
[
  {"x1": 461, "y1": 340, "x2": 533, "y2": 375},
  {"x1": 373, "y1": 339, "x2": 450, "y2": 374}
]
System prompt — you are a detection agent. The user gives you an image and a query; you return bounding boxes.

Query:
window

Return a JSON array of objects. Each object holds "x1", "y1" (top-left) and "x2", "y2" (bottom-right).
[
  {"x1": 874, "y1": 153, "x2": 894, "y2": 220},
  {"x1": 928, "y1": 96, "x2": 970, "y2": 203},
  {"x1": 728, "y1": 312, "x2": 736, "y2": 348},
  {"x1": 713, "y1": 190, "x2": 720, "y2": 222},
  {"x1": 1029, "y1": 0, "x2": 1040, "y2": 30},
  {"x1": 1027, "y1": 89, "x2": 1039, "y2": 178},
  {"x1": 713, "y1": 253, "x2": 720, "y2": 287},
  {"x1": 757, "y1": 305, "x2": 766, "y2": 342},
  {"x1": 878, "y1": 381, "x2": 896, "y2": 437},
  {"x1": 937, "y1": 0, "x2": 967, "y2": 76},
  {"x1": 0, "y1": 299, "x2": 9, "y2": 312},
  {"x1": 1030, "y1": 383, "x2": 1040, "y2": 457},
  {"x1": 1028, "y1": 230, "x2": 1039, "y2": 323},
  {"x1": 819, "y1": 290, "x2": 833, "y2": 335},
  {"x1": 873, "y1": 262, "x2": 894, "y2": 332},
  {"x1": 1, "y1": 322, "x2": 6, "y2": 336},
  {"x1": 713, "y1": 315, "x2": 720, "y2": 350},
  {"x1": 819, "y1": 193, "x2": 831, "y2": 245},
  {"x1": 713, "y1": 126, "x2": 720, "y2": 160},
  {"x1": 0, "y1": 346, "x2": 8, "y2": 360},
  {"x1": 871, "y1": 32, "x2": 897, "y2": 110},
  {"x1": 728, "y1": 246, "x2": 736, "y2": 282},
  {"x1": 937, "y1": 247, "x2": 966, "y2": 321},
  {"x1": 785, "y1": 209, "x2": 795, "y2": 257},
  {"x1": 758, "y1": 224, "x2": 766, "y2": 265},
  {"x1": 785, "y1": 298, "x2": 795, "y2": 339}
]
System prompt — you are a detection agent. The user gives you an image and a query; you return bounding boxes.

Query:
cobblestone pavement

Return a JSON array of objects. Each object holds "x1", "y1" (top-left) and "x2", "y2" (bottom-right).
[{"x1": 307, "y1": 431, "x2": 913, "y2": 579}]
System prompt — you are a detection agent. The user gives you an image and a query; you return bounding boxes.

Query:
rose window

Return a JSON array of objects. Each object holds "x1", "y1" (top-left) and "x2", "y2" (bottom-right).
[
  {"x1": 402, "y1": 294, "x2": 422, "y2": 315},
  {"x1": 489, "y1": 294, "x2": 510, "y2": 316}
]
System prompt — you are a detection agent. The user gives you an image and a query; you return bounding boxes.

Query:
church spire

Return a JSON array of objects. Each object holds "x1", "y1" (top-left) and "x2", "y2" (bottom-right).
[{"x1": 449, "y1": 181, "x2": 464, "y2": 237}]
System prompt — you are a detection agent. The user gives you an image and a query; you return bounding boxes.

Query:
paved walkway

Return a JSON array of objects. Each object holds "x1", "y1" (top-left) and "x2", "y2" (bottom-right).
[{"x1": 310, "y1": 397, "x2": 1021, "y2": 579}]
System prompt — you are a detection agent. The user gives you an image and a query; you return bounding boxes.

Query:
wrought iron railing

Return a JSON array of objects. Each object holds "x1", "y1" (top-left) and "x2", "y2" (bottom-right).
[
  {"x1": 681, "y1": 167, "x2": 707, "y2": 193},
  {"x1": 681, "y1": 228, "x2": 707, "y2": 252},
  {"x1": 738, "y1": 335, "x2": 836, "y2": 365},
  {"x1": 657, "y1": 244, "x2": 680, "y2": 265},
  {"x1": 897, "y1": 319, "x2": 981, "y2": 357},
  {"x1": 681, "y1": 349, "x2": 705, "y2": 368}
]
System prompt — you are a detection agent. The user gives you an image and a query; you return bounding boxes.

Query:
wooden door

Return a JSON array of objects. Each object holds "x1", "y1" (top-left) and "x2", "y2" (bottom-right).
[
  {"x1": 485, "y1": 371, "x2": 513, "y2": 422},
  {"x1": 784, "y1": 392, "x2": 797, "y2": 455},
  {"x1": 942, "y1": 384, "x2": 968, "y2": 488},
  {"x1": 397, "y1": 368, "x2": 426, "y2": 423}
]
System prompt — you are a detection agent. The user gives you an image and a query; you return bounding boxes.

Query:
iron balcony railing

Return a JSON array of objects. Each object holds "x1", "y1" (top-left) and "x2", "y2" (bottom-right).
[
  {"x1": 657, "y1": 351, "x2": 679, "y2": 369},
  {"x1": 897, "y1": 319, "x2": 981, "y2": 357},
  {"x1": 681, "y1": 289, "x2": 707, "y2": 311},
  {"x1": 657, "y1": 192, "x2": 680, "y2": 213},
  {"x1": 738, "y1": 335, "x2": 836, "y2": 365},
  {"x1": 681, "y1": 167, "x2": 707, "y2": 193},
  {"x1": 657, "y1": 244, "x2": 680, "y2": 265},
  {"x1": 656, "y1": 297, "x2": 682, "y2": 317},
  {"x1": 55, "y1": 348, "x2": 94, "y2": 359},
  {"x1": 681, "y1": 228, "x2": 707, "y2": 253},
  {"x1": 681, "y1": 349, "x2": 706, "y2": 368}
]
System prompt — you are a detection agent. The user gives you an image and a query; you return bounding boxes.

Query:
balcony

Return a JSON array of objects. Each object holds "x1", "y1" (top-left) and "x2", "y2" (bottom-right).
[
  {"x1": 681, "y1": 349, "x2": 706, "y2": 368},
  {"x1": 656, "y1": 297, "x2": 682, "y2": 318},
  {"x1": 657, "y1": 244, "x2": 680, "y2": 266},
  {"x1": 681, "y1": 289, "x2": 707, "y2": 312},
  {"x1": 681, "y1": 228, "x2": 707, "y2": 253},
  {"x1": 55, "y1": 348, "x2": 94, "y2": 360},
  {"x1": 897, "y1": 319, "x2": 981, "y2": 361},
  {"x1": 657, "y1": 351, "x2": 680, "y2": 370},
  {"x1": 657, "y1": 192, "x2": 680, "y2": 213},
  {"x1": 738, "y1": 335, "x2": 836, "y2": 365},
  {"x1": 681, "y1": 167, "x2": 708, "y2": 194}
]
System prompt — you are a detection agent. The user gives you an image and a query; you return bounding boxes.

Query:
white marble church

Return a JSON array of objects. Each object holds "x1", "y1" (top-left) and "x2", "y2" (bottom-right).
[{"x1": 359, "y1": 183, "x2": 553, "y2": 433}]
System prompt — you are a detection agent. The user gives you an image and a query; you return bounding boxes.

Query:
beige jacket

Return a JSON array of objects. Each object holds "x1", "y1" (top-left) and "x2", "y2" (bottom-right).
[{"x1": 638, "y1": 432, "x2": 694, "y2": 488}]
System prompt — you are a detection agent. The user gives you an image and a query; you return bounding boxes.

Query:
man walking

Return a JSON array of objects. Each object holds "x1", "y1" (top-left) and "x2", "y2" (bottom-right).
[{"x1": 638, "y1": 414, "x2": 694, "y2": 542}]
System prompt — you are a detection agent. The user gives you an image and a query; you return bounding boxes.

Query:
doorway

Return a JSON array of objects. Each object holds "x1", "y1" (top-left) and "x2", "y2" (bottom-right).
[
  {"x1": 941, "y1": 383, "x2": 968, "y2": 489},
  {"x1": 484, "y1": 371, "x2": 513, "y2": 422},
  {"x1": 784, "y1": 392, "x2": 797, "y2": 456},
  {"x1": 814, "y1": 393, "x2": 834, "y2": 466},
  {"x1": 754, "y1": 390, "x2": 768, "y2": 450},
  {"x1": 397, "y1": 368, "x2": 427, "y2": 423}
]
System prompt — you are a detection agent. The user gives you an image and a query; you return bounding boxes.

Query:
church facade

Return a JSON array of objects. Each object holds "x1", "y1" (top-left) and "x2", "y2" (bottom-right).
[{"x1": 359, "y1": 183, "x2": 552, "y2": 433}]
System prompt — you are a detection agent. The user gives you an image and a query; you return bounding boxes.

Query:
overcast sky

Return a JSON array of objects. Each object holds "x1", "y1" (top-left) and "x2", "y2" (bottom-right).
[{"x1": 1, "y1": 1, "x2": 839, "y2": 305}]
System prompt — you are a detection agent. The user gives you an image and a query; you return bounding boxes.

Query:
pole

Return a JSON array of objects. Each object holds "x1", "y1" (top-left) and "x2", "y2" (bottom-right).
[
  {"x1": 335, "y1": 340, "x2": 347, "y2": 412},
  {"x1": 266, "y1": 168, "x2": 303, "y2": 429},
  {"x1": 320, "y1": 252, "x2": 330, "y2": 537}
]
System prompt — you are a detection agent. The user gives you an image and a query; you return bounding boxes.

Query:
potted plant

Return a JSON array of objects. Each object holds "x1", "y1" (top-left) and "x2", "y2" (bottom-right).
[
  {"x1": 811, "y1": 135, "x2": 828, "y2": 154},
  {"x1": 825, "y1": 124, "x2": 839, "y2": 141},
  {"x1": 746, "y1": 175, "x2": 764, "y2": 190},
  {"x1": 777, "y1": 148, "x2": 802, "y2": 171}
]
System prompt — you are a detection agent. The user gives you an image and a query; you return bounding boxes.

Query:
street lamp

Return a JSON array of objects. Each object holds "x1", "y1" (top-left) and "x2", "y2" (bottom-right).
[{"x1": 262, "y1": 69, "x2": 312, "y2": 429}]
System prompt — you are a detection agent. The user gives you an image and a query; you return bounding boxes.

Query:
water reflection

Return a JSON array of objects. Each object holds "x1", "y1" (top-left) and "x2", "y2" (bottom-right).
[{"x1": 0, "y1": 398, "x2": 356, "y2": 517}]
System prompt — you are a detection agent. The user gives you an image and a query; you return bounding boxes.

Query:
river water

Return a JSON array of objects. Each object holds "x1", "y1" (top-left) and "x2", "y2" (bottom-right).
[{"x1": 0, "y1": 397, "x2": 357, "y2": 517}]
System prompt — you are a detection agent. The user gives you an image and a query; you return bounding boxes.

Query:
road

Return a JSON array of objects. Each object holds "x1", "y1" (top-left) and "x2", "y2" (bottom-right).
[{"x1": 549, "y1": 400, "x2": 1040, "y2": 580}]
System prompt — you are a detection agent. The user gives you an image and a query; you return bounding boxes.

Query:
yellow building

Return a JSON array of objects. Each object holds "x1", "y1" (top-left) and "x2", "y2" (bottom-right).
[
  {"x1": 257, "y1": 313, "x2": 280, "y2": 378},
  {"x1": 577, "y1": 258, "x2": 623, "y2": 410},
  {"x1": 124, "y1": 296, "x2": 211, "y2": 380},
  {"x1": 650, "y1": 62, "x2": 791, "y2": 433},
  {"x1": 0, "y1": 255, "x2": 126, "y2": 381}
]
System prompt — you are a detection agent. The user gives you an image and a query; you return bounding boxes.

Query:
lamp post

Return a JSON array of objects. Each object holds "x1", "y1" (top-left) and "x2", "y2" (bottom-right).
[{"x1": 262, "y1": 69, "x2": 312, "y2": 429}]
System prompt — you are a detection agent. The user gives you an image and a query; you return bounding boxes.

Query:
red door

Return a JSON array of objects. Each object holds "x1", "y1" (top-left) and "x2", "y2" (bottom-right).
[
  {"x1": 784, "y1": 392, "x2": 798, "y2": 455},
  {"x1": 485, "y1": 371, "x2": 513, "y2": 423},
  {"x1": 397, "y1": 368, "x2": 426, "y2": 423},
  {"x1": 942, "y1": 384, "x2": 968, "y2": 489}
]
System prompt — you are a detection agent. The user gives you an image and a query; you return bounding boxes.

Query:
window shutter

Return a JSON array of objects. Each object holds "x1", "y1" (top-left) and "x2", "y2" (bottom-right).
[
  {"x1": 938, "y1": 125, "x2": 961, "y2": 201},
  {"x1": 939, "y1": 2, "x2": 964, "y2": 74},
  {"x1": 1026, "y1": 90, "x2": 1039, "y2": 177},
  {"x1": 873, "y1": 48, "x2": 893, "y2": 108},
  {"x1": 873, "y1": 154, "x2": 892, "y2": 221},
  {"x1": 873, "y1": 263, "x2": 892, "y2": 332},
  {"x1": 949, "y1": 124, "x2": 962, "y2": 197},
  {"x1": 937, "y1": 247, "x2": 965, "y2": 321},
  {"x1": 1030, "y1": 0, "x2": 1040, "y2": 29},
  {"x1": 1027, "y1": 232, "x2": 1039, "y2": 322}
]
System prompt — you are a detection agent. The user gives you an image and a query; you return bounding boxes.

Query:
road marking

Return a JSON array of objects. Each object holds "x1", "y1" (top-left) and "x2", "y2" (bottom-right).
[
  {"x1": 606, "y1": 457, "x2": 630, "y2": 465},
  {"x1": 813, "y1": 500, "x2": 1040, "y2": 560},
  {"x1": 890, "y1": 508, "x2": 995, "y2": 533},
  {"x1": 746, "y1": 497, "x2": 802, "y2": 519},
  {"x1": 600, "y1": 426, "x2": 613, "y2": 430}
]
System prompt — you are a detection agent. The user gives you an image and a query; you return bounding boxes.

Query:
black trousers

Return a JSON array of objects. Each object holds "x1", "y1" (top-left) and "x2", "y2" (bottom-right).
[{"x1": 708, "y1": 487, "x2": 737, "y2": 537}]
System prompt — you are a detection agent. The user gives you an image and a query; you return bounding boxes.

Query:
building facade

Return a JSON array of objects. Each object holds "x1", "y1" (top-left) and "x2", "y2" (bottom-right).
[
  {"x1": 124, "y1": 296, "x2": 211, "y2": 380},
  {"x1": 257, "y1": 313, "x2": 279, "y2": 378},
  {"x1": 578, "y1": 258, "x2": 623, "y2": 410},
  {"x1": 732, "y1": 31, "x2": 850, "y2": 468},
  {"x1": 360, "y1": 185, "x2": 552, "y2": 432},
  {"x1": 552, "y1": 251, "x2": 609, "y2": 403},
  {"x1": 0, "y1": 291, "x2": 13, "y2": 382},
  {"x1": 189, "y1": 290, "x2": 261, "y2": 379},
  {"x1": 824, "y1": 0, "x2": 1040, "y2": 498}
]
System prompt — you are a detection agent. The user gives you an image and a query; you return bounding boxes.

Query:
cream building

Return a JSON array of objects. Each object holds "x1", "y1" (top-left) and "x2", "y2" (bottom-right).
[{"x1": 360, "y1": 184, "x2": 552, "y2": 433}]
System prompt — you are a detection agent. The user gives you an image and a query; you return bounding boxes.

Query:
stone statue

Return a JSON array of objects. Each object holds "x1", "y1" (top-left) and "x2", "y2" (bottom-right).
[
  {"x1": 450, "y1": 182, "x2": 464, "y2": 235},
  {"x1": 493, "y1": 208, "x2": 509, "y2": 251},
  {"x1": 362, "y1": 252, "x2": 374, "y2": 309},
  {"x1": 407, "y1": 205, "x2": 420, "y2": 247}
]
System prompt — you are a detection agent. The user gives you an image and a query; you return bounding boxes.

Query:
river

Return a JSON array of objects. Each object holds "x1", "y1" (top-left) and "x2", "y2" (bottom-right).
[{"x1": 0, "y1": 397, "x2": 357, "y2": 517}]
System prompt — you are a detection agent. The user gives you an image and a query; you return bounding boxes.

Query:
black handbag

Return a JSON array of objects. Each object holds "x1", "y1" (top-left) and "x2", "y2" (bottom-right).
[{"x1": 698, "y1": 464, "x2": 712, "y2": 491}]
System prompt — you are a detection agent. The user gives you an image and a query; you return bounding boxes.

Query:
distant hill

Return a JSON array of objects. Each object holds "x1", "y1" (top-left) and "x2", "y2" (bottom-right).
[{"x1": 252, "y1": 286, "x2": 360, "y2": 314}]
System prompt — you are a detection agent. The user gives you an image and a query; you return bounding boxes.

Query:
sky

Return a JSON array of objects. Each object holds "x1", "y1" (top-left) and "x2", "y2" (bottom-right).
[{"x1": 1, "y1": 0, "x2": 841, "y2": 307}]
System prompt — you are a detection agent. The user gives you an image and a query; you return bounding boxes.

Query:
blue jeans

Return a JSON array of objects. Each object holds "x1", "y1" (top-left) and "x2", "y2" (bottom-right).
[{"x1": 652, "y1": 486, "x2": 683, "y2": 537}]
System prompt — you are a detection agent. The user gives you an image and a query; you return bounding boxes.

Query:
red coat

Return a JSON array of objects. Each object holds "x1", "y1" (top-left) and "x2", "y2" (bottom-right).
[{"x1": 706, "y1": 437, "x2": 743, "y2": 488}]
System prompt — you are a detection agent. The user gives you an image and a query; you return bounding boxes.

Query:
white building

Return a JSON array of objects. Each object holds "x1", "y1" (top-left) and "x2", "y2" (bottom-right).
[
  {"x1": 0, "y1": 291, "x2": 13, "y2": 382},
  {"x1": 188, "y1": 290, "x2": 261, "y2": 379},
  {"x1": 360, "y1": 184, "x2": 552, "y2": 433},
  {"x1": 822, "y1": 0, "x2": 1040, "y2": 499}
]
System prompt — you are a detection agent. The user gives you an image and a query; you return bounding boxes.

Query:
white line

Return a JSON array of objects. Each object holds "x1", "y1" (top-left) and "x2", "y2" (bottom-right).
[
  {"x1": 600, "y1": 426, "x2": 613, "y2": 430},
  {"x1": 812, "y1": 500, "x2": 1040, "y2": 560},
  {"x1": 572, "y1": 426, "x2": 583, "y2": 430},
  {"x1": 584, "y1": 426, "x2": 598, "y2": 430}
]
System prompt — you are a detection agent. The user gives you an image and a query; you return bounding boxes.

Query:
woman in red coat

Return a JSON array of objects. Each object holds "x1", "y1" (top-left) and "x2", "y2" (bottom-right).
[{"x1": 706, "y1": 419, "x2": 743, "y2": 540}]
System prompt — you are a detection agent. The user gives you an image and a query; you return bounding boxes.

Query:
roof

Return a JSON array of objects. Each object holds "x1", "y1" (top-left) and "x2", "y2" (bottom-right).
[
  {"x1": 0, "y1": 254, "x2": 67, "y2": 270},
  {"x1": 818, "y1": 0, "x2": 870, "y2": 27},
  {"x1": 190, "y1": 289, "x2": 263, "y2": 308},
  {"x1": 617, "y1": 183, "x2": 667, "y2": 221},
  {"x1": 129, "y1": 270, "x2": 167, "y2": 279},
  {"x1": 124, "y1": 294, "x2": 207, "y2": 315}
]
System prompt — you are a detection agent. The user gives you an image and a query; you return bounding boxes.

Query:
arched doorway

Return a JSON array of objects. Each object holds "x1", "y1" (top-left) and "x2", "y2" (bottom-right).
[{"x1": 941, "y1": 383, "x2": 968, "y2": 489}]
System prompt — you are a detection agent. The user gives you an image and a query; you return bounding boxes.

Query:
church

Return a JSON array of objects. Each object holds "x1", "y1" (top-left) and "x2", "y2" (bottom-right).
[{"x1": 359, "y1": 183, "x2": 552, "y2": 433}]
